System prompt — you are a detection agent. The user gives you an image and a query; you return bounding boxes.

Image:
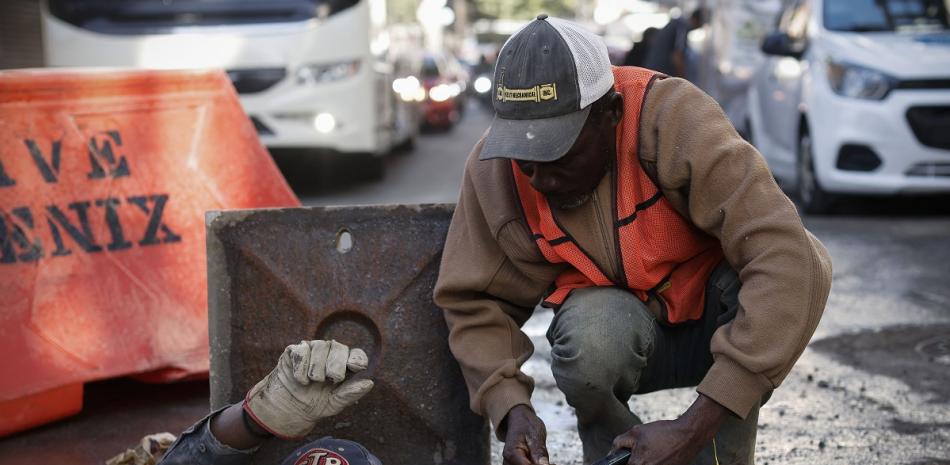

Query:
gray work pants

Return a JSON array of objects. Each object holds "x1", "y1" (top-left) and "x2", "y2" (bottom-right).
[{"x1": 546, "y1": 263, "x2": 760, "y2": 465}]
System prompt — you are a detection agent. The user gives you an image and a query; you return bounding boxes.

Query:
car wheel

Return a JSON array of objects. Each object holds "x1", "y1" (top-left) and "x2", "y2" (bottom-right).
[
  {"x1": 393, "y1": 134, "x2": 416, "y2": 155},
  {"x1": 797, "y1": 128, "x2": 835, "y2": 214}
]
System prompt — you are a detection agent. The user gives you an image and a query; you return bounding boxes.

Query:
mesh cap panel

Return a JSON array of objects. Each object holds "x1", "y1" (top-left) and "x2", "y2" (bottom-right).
[{"x1": 546, "y1": 17, "x2": 614, "y2": 108}]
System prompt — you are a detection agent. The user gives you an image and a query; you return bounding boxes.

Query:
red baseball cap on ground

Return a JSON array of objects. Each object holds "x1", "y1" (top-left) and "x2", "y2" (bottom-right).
[{"x1": 280, "y1": 437, "x2": 382, "y2": 465}]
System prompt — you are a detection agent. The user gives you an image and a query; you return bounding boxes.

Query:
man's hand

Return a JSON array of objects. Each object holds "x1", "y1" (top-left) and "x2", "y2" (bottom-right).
[
  {"x1": 612, "y1": 395, "x2": 730, "y2": 465},
  {"x1": 503, "y1": 405, "x2": 550, "y2": 465},
  {"x1": 611, "y1": 419, "x2": 701, "y2": 465},
  {"x1": 243, "y1": 340, "x2": 374, "y2": 439}
]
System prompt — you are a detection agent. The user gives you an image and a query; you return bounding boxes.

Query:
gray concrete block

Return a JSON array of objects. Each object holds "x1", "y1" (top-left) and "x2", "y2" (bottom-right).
[{"x1": 206, "y1": 204, "x2": 489, "y2": 465}]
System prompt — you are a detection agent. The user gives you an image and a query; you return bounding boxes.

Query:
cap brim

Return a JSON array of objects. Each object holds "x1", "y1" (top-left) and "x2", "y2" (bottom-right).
[{"x1": 479, "y1": 106, "x2": 591, "y2": 162}]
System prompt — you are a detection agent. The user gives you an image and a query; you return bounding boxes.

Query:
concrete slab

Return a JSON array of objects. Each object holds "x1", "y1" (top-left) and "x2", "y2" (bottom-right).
[{"x1": 206, "y1": 204, "x2": 489, "y2": 465}]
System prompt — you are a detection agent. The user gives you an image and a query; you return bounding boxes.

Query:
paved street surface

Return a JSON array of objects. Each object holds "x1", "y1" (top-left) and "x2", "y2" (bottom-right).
[
  {"x1": 301, "y1": 105, "x2": 950, "y2": 465},
  {"x1": 298, "y1": 108, "x2": 492, "y2": 208}
]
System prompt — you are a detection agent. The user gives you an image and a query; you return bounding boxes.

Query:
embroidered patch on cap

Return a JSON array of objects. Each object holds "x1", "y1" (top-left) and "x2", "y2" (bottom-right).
[
  {"x1": 293, "y1": 448, "x2": 350, "y2": 465},
  {"x1": 496, "y1": 83, "x2": 558, "y2": 103}
]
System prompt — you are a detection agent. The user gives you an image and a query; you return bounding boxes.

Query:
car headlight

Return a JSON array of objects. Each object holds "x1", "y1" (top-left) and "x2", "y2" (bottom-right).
[
  {"x1": 393, "y1": 76, "x2": 426, "y2": 102},
  {"x1": 428, "y1": 84, "x2": 457, "y2": 102},
  {"x1": 825, "y1": 60, "x2": 896, "y2": 100},
  {"x1": 296, "y1": 60, "x2": 361, "y2": 85},
  {"x1": 474, "y1": 76, "x2": 492, "y2": 94}
]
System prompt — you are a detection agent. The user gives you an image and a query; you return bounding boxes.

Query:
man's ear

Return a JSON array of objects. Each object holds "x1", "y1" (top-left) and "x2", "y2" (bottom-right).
[{"x1": 608, "y1": 92, "x2": 624, "y2": 126}]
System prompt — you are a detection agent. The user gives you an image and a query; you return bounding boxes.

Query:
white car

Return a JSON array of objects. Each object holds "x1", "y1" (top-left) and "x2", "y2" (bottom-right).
[{"x1": 748, "y1": 0, "x2": 950, "y2": 213}]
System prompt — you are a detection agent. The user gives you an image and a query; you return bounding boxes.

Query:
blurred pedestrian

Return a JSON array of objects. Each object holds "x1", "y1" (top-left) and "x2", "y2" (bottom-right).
[
  {"x1": 643, "y1": 9, "x2": 707, "y2": 78},
  {"x1": 475, "y1": 54, "x2": 494, "y2": 76},
  {"x1": 435, "y1": 14, "x2": 831, "y2": 465},
  {"x1": 154, "y1": 340, "x2": 376, "y2": 465},
  {"x1": 622, "y1": 27, "x2": 658, "y2": 67}
]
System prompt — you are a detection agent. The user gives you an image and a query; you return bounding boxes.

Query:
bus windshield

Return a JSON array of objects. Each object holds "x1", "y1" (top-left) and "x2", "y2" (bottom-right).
[
  {"x1": 824, "y1": 0, "x2": 950, "y2": 32},
  {"x1": 48, "y1": 0, "x2": 360, "y2": 34}
]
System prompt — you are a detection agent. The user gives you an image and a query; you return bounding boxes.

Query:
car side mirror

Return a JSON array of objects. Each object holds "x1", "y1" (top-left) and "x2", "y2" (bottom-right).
[{"x1": 761, "y1": 32, "x2": 805, "y2": 59}]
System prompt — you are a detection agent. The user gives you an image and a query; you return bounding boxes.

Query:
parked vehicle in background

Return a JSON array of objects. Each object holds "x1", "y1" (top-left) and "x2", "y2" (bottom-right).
[
  {"x1": 748, "y1": 0, "x2": 950, "y2": 213},
  {"x1": 696, "y1": 0, "x2": 781, "y2": 137},
  {"x1": 446, "y1": 53, "x2": 472, "y2": 116},
  {"x1": 418, "y1": 52, "x2": 465, "y2": 130},
  {"x1": 42, "y1": 0, "x2": 420, "y2": 171}
]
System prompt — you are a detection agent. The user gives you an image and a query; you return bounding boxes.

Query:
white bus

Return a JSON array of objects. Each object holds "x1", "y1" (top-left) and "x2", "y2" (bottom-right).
[{"x1": 42, "y1": 0, "x2": 421, "y2": 166}]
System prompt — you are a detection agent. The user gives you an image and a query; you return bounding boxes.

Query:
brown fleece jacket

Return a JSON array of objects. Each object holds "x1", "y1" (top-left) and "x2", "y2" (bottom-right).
[{"x1": 433, "y1": 76, "x2": 833, "y2": 431}]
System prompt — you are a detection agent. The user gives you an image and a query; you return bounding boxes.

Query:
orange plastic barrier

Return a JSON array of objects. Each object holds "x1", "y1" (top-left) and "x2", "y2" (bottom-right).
[{"x1": 0, "y1": 69, "x2": 300, "y2": 436}]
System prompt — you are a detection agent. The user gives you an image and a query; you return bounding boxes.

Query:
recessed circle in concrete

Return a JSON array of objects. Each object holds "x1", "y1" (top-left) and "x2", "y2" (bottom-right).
[
  {"x1": 314, "y1": 310, "x2": 382, "y2": 375},
  {"x1": 336, "y1": 229, "x2": 353, "y2": 254}
]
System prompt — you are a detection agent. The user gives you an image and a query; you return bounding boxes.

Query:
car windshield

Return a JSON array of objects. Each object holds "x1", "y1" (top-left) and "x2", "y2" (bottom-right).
[
  {"x1": 49, "y1": 0, "x2": 360, "y2": 33},
  {"x1": 421, "y1": 57, "x2": 442, "y2": 79},
  {"x1": 824, "y1": 0, "x2": 950, "y2": 32}
]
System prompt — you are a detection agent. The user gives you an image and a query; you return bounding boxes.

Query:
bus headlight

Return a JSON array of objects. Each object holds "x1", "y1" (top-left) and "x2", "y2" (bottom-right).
[
  {"x1": 313, "y1": 113, "x2": 336, "y2": 133},
  {"x1": 296, "y1": 60, "x2": 361, "y2": 85},
  {"x1": 826, "y1": 60, "x2": 895, "y2": 100}
]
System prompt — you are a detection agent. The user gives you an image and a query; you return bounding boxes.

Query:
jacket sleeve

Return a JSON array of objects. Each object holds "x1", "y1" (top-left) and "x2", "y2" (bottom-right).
[
  {"x1": 434, "y1": 148, "x2": 563, "y2": 434},
  {"x1": 640, "y1": 77, "x2": 833, "y2": 418},
  {"x1": 157, "y1": 406, "x2": 258, "y2": 465}
]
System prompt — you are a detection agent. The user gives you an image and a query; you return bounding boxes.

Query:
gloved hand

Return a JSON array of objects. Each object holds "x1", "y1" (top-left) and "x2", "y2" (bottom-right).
[{"x1": 243, "y1": 340, "x2": 374, "y2": 439}]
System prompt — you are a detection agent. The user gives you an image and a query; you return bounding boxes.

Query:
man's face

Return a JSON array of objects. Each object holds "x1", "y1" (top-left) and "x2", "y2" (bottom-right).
[{"x1": 515, "y1": 93, "x2": 623, "y2": 210}]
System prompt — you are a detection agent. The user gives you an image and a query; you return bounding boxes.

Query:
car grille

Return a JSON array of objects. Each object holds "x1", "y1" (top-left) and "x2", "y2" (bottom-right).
[
  {"x1": 906, "y1": 106, "x2": 950, "y2": 150},
  {"x1": 226, "y1": 68, "x2": 286, "y2": 94}
]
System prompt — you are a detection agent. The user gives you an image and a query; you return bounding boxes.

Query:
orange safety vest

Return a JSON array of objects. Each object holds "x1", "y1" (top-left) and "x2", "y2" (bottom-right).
[{"x1": 511, "y1": 66, "x2": 724, "y2": 324}]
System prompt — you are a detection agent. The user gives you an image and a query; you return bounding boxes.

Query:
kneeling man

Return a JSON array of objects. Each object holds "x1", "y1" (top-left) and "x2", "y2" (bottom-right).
[{"x1": 434, "y1": 15, "x2": 832, "y2": 465}]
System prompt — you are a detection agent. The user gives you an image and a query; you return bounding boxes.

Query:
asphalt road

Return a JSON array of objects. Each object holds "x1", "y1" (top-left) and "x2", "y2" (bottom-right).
[
  {"x1": 295, "y1": 105, "x2": 492, "y2": 207},
  {"x1": 298, "y1": 104, "x2": 950, "y2": 465}
]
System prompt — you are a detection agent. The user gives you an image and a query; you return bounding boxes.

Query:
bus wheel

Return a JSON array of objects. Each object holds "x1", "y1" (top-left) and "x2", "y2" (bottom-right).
[{"x1": 359, "y1": 153, "x2": 385, "y2": 181}]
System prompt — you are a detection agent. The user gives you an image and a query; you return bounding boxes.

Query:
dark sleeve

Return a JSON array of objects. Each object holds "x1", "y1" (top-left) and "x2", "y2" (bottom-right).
[{"x1": 157, "y1": 406, "x2": 259, "y2": 465}]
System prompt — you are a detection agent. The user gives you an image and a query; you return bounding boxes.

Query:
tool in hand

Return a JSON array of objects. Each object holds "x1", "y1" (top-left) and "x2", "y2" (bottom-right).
[
  {"x1": 588, "y1": 440, "x2": 722, "y2": 465},
  {"x1": 590, "y1": 449, "x2": 631, "y2": 465}
]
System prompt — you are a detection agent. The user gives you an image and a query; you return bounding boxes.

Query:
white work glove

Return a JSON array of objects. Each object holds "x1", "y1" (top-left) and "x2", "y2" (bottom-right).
[{"x1": 243, "y1": 340, "x2": 374, "y2": 439}]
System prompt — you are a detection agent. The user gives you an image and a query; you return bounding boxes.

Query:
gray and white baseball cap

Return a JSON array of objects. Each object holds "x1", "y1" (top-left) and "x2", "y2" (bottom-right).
[{"x1": 479, "y1": 14, "x2": 614, "y2": 162}]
